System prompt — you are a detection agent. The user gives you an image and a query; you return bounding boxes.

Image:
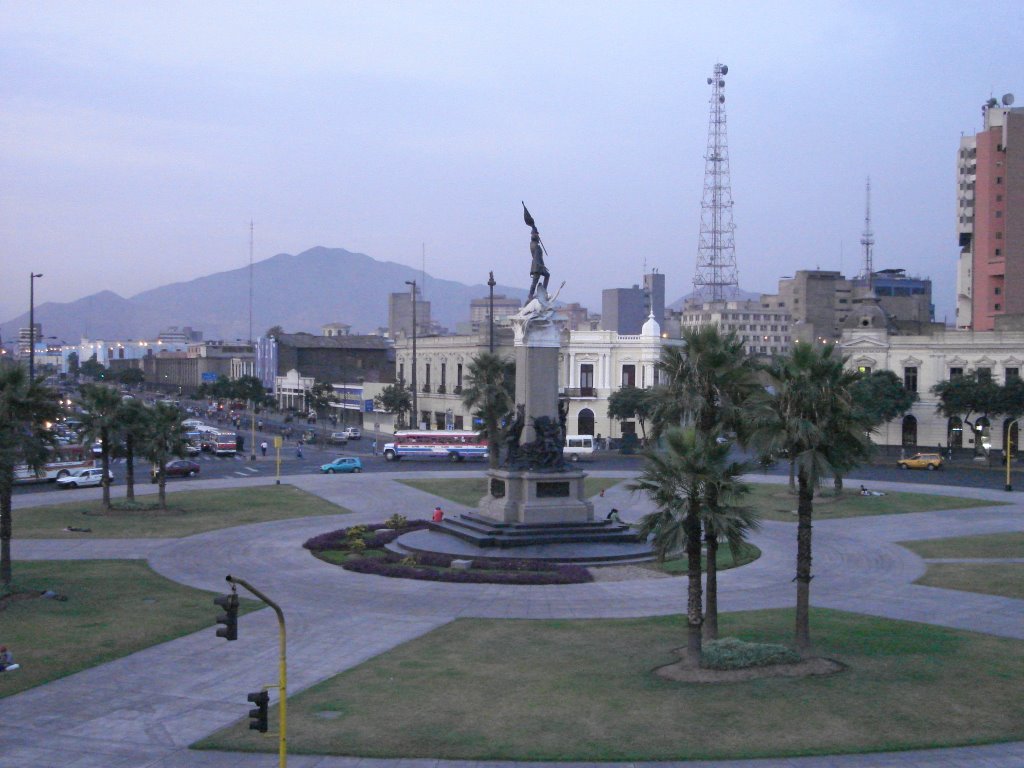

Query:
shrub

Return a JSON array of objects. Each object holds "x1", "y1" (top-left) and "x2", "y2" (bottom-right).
[
  {"x1": 347, "y1": 538, "x2": 367, "y2": 555},
  {"x1": 701, "y1": 637, "x2": 802, "y2": 670},
  {"x1": 385, "y1": 513, "x2": 408, "y2": 529},
  {"x1": 399, "y1": 555, "x2": 418, "y2": 567}
]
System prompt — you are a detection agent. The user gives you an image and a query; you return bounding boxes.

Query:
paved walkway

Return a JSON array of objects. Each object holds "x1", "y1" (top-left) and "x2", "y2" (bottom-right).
[{"x1": 2, "y1": 472, "x2": 1023, "y2": 767}]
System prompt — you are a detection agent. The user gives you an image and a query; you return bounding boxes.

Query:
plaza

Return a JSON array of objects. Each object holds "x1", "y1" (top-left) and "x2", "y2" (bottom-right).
[{"x1": 2, "y1": 470, "x2": 1023, "y2": 768}]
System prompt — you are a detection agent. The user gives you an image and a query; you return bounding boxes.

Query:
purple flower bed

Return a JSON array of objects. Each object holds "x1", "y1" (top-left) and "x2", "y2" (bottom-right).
[{"x1": 302, "y1": 521, "x2": 593, "y2": 585}]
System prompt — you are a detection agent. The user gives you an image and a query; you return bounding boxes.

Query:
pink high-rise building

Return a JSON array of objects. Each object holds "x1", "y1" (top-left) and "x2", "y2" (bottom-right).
[{"x1": 956, "y1": 96, "x2": 1023, "y2": 330}]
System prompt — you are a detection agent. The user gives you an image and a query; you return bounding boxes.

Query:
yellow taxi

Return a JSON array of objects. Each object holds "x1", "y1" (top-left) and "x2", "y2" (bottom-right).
[{"x1": 897, "y1": 452, "x2": 944, "y2": 471}]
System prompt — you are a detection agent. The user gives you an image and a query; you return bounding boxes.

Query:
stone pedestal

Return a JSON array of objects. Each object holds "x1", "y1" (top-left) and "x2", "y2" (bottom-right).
[{"x1": 477, "y1": 468, "x2": 594, "y2": 524}]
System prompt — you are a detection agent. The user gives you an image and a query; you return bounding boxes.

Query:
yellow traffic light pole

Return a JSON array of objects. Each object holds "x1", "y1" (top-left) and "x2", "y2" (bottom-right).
[
  {"x1": 226, "y1": 575, "x2": 287, "y2": 768},
  {"x1": 1006, "y1": 418, "x2": 1020, "y2": 492},
  {"x1": 274, "y1": 435, "x2": 282, "y2": 484}
]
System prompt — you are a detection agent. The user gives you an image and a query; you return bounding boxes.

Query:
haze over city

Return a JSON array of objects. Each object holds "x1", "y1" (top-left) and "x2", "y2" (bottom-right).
[{"x1": 3, "y1": 1, "x2": 1022, "y2": 326}]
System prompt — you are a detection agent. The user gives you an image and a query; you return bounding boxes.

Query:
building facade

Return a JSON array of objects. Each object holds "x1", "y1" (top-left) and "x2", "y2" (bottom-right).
[{"x1": 680, "y1": 298, "x2": 793, "y2": 357}]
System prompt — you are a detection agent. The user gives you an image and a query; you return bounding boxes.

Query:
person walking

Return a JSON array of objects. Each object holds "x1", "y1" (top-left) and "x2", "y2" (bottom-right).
[
  {"x1": 260, "y1": 440, "x2": 268, "y2": 457},
  {"x1": 296, "y1": 442, "x2": 303, "y2": 459}
]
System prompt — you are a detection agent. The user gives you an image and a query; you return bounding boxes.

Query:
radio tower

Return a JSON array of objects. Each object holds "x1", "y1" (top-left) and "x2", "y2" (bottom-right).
[
  {"x1": 693, "y1": 62, "x2": 739, "y2": 301},
  {"x1": 859, "y1": 177, "x2": 875, "y2": 290}
]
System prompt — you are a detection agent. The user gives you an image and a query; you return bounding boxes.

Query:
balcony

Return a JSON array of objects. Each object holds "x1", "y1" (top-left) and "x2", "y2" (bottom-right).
[
  {"x1": 422, "y1": 384, "x2": 431, "y2": 393},
  {"x1": 436, "y1": 384, "x2": 447, "y2": 394},
  {"x1": 565, "y1": 387, "x2": 597, "y2": 398}
]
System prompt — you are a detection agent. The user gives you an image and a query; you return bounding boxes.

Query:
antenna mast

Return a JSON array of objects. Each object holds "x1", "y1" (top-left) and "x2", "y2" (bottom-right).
[
  {"x1": 248, "y1": 220, "x2": 254, "y2": 344},
  {"x1": 859, "y1": 177, "x2": 874, "y2": 290},
  {"x1": 693, "y1": 62, "x2": 739, "y2": 302}
]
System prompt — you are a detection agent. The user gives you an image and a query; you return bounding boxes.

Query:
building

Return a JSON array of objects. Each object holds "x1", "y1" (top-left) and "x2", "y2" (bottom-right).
[
  {"x1": 469, "y1": 295, "x2": 521, "y2": 329},
  {"x1": 321, "y1": 322, "x2": 351, "y2": 337},
  {"x1": 679, "y1": 298, "x2": 792, "y2": 357},
  {"x1": 156, "y1": 326, "x2": 203, "y2": 344},
  {"x1": 388, "y1": 289, "x2": 432, "y2": 338},
  {"x1": 601, "y1": 272, "x2": 665, "y2": 335},
  {"x1": 956, "y1": 96, "x2": 1023, "y2": 331},
  {"x1": 17, "y1": 324, "x2": 42, "y2": 360},
  {"x1": 841, "y1": 323, "x2": 1024, "y2": 452}
]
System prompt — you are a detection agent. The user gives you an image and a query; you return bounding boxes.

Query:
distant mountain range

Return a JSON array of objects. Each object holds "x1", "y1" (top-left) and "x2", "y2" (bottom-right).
[{"x1": 0, "y1": 247, "x2": 534, "y2": 343}]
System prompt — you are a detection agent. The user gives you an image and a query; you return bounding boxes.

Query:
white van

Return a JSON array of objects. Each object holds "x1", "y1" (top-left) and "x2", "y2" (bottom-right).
[{"x1": 563, "y1": 435, "x2": 595, "y2": 462}]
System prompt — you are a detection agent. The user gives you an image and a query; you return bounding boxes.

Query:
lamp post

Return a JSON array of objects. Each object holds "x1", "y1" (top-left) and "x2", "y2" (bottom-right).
[
  {"x1": 1007, "y1": 418, "x2": 1020, "y2": 492},
  {"x1": 29, "y1": 272, "x2": 43, "y2": 381},
  {"x1": 487, "y1": 271, "x2": 496, "y2": 353},
  {"x1": 405, "y1": 280, "x2": 418, "y2": 429}
]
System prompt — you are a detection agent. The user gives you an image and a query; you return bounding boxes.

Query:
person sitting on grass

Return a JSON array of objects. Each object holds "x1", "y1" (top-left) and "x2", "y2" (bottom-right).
[
  {"x1": 432, "y1": 506, "x2": 444, "y2": 522},
  {"x1": 0, "y1": 646, "x2": 16, "y2": 672}
]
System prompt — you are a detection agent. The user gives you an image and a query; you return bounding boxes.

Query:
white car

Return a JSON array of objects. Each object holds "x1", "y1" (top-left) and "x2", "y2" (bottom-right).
[{"x1": 57, "y1": 467, "x2": 114, "y2": 489}]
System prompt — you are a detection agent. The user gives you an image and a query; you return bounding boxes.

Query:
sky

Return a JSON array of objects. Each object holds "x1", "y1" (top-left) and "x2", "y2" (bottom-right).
[{"x1": 2, "y1": 1, "x2": 1022, "y2": 327}]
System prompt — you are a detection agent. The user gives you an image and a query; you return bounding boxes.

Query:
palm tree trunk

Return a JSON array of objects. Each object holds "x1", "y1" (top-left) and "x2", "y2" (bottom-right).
[
  {"x1": 833, "y1": 473, "x2": 843, "y2": 494},
  {"x1": 684, "y1": 509, "x2": 703, "y2": 666},
  {"x1": 703, "y1": 530, "x2": 719, "y2": 640},
  {"x1": 100, "y1": 427, "x2": 111, "y2": 510},
  {"x1": 0, "y1": 475, "x2": 13, "y2": 588},
  {"x1": 158, "y1": 460, "x2": 167, "y2": 509},
  {"x1": 795, "y1": 470, "x2": 815, "y2": 652},
  {"x1": 788, "y1": 457, "x2": 796, "y2": 490},
  {"x1": 125, "y1": 436, "x2": 135, "y2": 502}
]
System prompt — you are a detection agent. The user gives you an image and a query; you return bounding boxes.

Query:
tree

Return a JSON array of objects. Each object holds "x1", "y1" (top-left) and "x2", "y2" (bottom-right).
[
  {"x1": 305, "y1": 380, "x2": 338, "y2": 419},
  {"x1": 607, "y1": 385, "x2": 654, "y2": 440},
  {"x1": 374, "y1": 384, "x2": 412, "y2": 428},
  {"x1": 67, "y1": 351, "x2": 80, "y2": 377},
  {"x1": 79, "y1": 383, "x2": 123, "y2": 509},
  {"x1": 117, "y1": 367, "x2": 146, "y2": 388},
  {"x1": 933, "y1": 371, "x2": 1004, "y2": 455},
  {"x1": 460, "y1": 353, "x2": 515, "y2": 469},
  {"x1": 850, "y1": 370, "x2": 918, "y2": 427},
  {"x1": 232, "y1": 375, "x2": 267, "y2": 406},
  {"x1": 117, "y1": 398, "x2": 151, "y2": 502},
  {"x1": 265, "y1": 325, "x2": 285, "y2": 338},
  {"x1": 630, "y1": 429, "x2": 754, "y2": 666},
  {"x1": 747, "y1": 342, "x2": 873, "y2": 651},
  {"x1": 79, "y1": 354, "x2": 107, "y2": 382},
  {"x1": 0, "y1": 368, "x2": 60, "y2": 587},
  {"x1": 142, "y1": 402, "x2": 187, "y2": 509}
]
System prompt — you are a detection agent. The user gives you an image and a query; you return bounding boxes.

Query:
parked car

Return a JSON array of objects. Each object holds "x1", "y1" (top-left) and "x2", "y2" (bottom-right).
[
  {"x1": 897, "y1": 452, "x2": 943, "y2": 471},
  {"x1": 151, "y1": 460, "x2": 201, "y2": 482},
  {"x1": 328, "y1": 432, "x2": 349, "y2": 445},
  {"x1": 57, "y1": 467, "x2": 114, "y2": 489},
  {"x1": 341, "y1": 427, "x2": 362, "y2": 440},
  {"x1": 320, "y1": 456, "x2": 363, "y2": 474}
]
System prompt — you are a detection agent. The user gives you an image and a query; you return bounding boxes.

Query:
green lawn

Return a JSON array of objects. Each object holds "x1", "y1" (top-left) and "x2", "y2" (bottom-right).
[
  {"x1": 645, "y1": 541, "x2": 761, "y2": 574},
  {"x1": 0, "y1": 560, "x2": 259, "y2": 698},
  {"x1": 744, "y1": 483, "x2": 1004, "y2": 521},
  {"x1": 400, "y1": 477, "x2": 623, "y2": 507},
  {"x1": 195, "y1": 608, "x2": 1024, "y2": 761},
  {"x1": 12, "y1": 485, "x2": 350, "y2": 538},
  {"x1": 914, "y1": 563, "x2": 1024, "y2": 599},
  {"x1": 900, "y1": 531, "x2": 1024, "y2": 559}
]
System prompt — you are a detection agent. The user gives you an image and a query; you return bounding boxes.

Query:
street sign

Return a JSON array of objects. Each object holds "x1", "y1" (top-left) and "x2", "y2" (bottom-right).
[
  {"x1": 201, "y1": 372, "x2": 218, "y2": 382},
  {"x1": 273, "y1": 436, "x2": 282, "y2": 448},
  {"x1": 364, "y1": 399, "x2": 374, "y2": 412}
]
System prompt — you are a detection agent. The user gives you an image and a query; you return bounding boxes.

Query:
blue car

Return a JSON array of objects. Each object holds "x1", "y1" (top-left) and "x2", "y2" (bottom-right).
[{"x1": 320, "y1": 456, "x2": 363, "y2": 474}]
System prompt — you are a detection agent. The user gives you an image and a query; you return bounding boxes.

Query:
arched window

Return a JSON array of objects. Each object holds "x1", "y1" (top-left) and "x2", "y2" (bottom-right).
[
  {"x1": 901, "y1": 415, "x2": 917, "y2": 447},
  {"x1": 947, "y1": 417, "x2": 963, "y2": 449},
  {"x1": 577, "y1": 408, "x2": 595, "y2": 436}
]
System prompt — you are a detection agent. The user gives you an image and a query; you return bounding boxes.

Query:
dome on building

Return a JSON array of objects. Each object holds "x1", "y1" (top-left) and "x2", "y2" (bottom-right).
[
  {"x1": 842, "y1": 297, "x2": 891, "y2": 332},
  {"x1": 642, "y1": 311, "x2": 661, "y2": 337}
]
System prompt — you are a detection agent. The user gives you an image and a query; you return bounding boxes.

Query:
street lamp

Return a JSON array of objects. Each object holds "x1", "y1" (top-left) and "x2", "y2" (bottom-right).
[
  {"x1": 405, "y1": 280, "x2": 418, "y2": 429},
  {"x1": 487, "y1": 271, "x2": 496, "y2": 353},
  {"x1": 1006, "y1": 418, "x2": 1020, "y2": 492},
  {"x1": 29, "y1": 272, "x2": 43, "y2": 381}
]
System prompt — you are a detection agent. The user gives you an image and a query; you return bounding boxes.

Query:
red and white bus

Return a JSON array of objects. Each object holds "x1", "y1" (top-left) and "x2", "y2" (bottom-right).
[
  {"x1": 382, "y1": 430, "x2": 488, "y2": 463},
  {"x1": 14, "y1": 445, "x2": 96, "y2": 484},
  {"x1": 201, "y1": 431, "x2": 238, "y2": 456}
]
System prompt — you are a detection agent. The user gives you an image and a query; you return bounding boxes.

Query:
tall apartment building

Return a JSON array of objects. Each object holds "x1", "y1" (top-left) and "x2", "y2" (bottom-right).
[
  {"x1": 388, "y1": 289, "x2": 432, "y2": 338},
  {"x1": 600, "y1": 272, "x2": 665, "y2": 335},
  {"x1": 956, "y1": 95, "x2": 1023, "y2": 330}
]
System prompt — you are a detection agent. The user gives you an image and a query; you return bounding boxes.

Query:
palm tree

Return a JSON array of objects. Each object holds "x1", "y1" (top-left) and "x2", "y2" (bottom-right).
[
  {"x1": 647, "y1": 325, "x2": 759, "y2": 639},
  {"x1": 747, "y1": 342, "x2": 872, "y2": 652},
  {"x1": 79, "y1": 383, "x2": 123, "y2": 510},
  {"x1": 117, "y1": 398, "x2": 151, "y2": 502},
  {"x1": 142, "y1": 402, "x2": 187, "y2": 509},
  {"x1": 460, "y1": 353, "x2": 515, "y2": 469},
  {"x1": 0, "y1": 368, "x2": 60, "y2": 587},
  {"x1": 630, "y1": 429, "x2": 753, "y2": 665}
]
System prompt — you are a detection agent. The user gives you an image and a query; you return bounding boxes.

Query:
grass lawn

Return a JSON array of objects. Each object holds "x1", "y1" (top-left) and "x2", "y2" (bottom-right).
[
  {"x1": 12, "y1": 485, "x2": 350, "y2": 538},
  {"x1": 645, "y1": 541, "x2": 761, "y2": 575},
  {"x1": 0, "y1": 560, "x2": 259, "y2": 698},
  {"x1": 744, "y1": 483, "x2": 1004, "y2": 522},
  {"x1": 914, "y1": 563, "x2": 1024, "y2": 599},
  {"x1": 400, "y1": 477, "x2": 623, "y2": 508},
  {"x1": 900, "y1": 531, "x2": 1024, "y2": 559},
  {"x1": 195, "y1": 608, "x2": 1024, "y2": 761}
]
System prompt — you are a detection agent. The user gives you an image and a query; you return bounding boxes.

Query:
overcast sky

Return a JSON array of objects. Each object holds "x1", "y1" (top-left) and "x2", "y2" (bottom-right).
[{"x1": 2, "y1": 1, "x2": 1022, "y2": 327}]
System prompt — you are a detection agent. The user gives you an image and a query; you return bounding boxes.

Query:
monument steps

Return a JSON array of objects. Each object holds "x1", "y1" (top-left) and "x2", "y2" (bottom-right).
[{"x1": 428, "y1": 514, "x2": 643, "y2": 549}]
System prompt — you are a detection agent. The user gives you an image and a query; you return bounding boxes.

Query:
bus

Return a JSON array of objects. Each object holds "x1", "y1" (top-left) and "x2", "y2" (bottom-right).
[
  {"x1": 382, "y1": 430, "x2": 488, "y2": 463},
  {"x1": 201, "y1": 431, "x2": 238, "y2": 456},
  {"x1": 14, "y1": 445, "x2": 96, "y2": 484}
]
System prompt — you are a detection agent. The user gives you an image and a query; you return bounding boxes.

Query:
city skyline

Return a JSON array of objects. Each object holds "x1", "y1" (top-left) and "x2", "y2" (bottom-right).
[{"x1": 3, "y1": 2, "x2": 1023, "y2": 326}]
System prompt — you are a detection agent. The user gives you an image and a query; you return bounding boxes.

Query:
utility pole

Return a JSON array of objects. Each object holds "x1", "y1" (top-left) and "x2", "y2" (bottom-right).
[
  {"x1": 29, "y1": 272, "x2": 43, "y2": 381},
  {"x1": 860, "y1": 177, "x2": 875, "y2": 292},
  {"x1": 487, "y1": 271, "x2": 496, "y2": 353},
  {"x1": 405, "y1": 280, "x2": 417, "y2": 428}
]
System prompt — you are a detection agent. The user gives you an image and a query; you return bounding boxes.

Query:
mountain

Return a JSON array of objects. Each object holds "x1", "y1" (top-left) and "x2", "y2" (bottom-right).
[{"x1": 0, "y1": 247, "x2": 532, "y2": 343}]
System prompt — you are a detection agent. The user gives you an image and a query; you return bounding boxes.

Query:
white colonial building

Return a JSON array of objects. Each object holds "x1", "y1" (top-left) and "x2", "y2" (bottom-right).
[{"x1": 840, "y1": 322, "x2": 1024, "y2": 452}]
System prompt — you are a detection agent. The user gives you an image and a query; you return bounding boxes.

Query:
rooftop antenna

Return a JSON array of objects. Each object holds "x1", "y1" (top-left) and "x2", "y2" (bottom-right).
[
  {"x1": 860, "y1": 177, "x2": 875, "y2": 291},
  {"x1": 248, "y1": 219, "x2": 254, "y2": 344},
  {"x1": 421, "y1": 242, "x2": 426, "y2": 299},
  {"x1": 693, "y1": 62, "x2": 739, "y2": 302}
]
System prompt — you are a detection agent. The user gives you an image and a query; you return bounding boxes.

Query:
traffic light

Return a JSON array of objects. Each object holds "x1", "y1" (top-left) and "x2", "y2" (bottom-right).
[
  {"x1": 214, "y1": 592, "x2": 238, "y2": 641},
  {"x1": 247, "y1": 690, "x2": 269, "y2": 733}
]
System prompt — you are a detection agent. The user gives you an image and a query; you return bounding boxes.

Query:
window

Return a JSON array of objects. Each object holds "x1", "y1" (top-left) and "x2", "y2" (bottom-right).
[
  {"x1": 399, "y1": 363, "x2": 405, "y2": 384},
  {"x1": 424, "y1": 363, "x2": 431, "y2": 387},
  {"x1": 621, "y1": 364, "x2": 636, "y2": 388},
  {"x1": 995, "y1": 303, "x2": 1002, "y2": 311},
  {"x1": 580, "y1": 363, "x2": 594, "y2": 396},
  {"x1": 996, "y1": 211, "x2": 1003, "y2": 218},
  {"x1": 1006, "y1": 368, "x2": 1020, "y2": 383},
  {"x1": 904, "y1": 366, "x2": 918, "y2": 392},
  {"x1": 457, "y1": 363, "x2": 463, "y2": 388},
  {"x1": 995, "y1": 287, "x2": 1002, "y2": 295},
  {"x1": 978, "y1": 367, "x2": 992, "y2": 382},
  {"x1": 996, "y1": 249, "x2": 1002, "y2": 256},
  {"x1": 950, "y1": 367, "x2": 963, "y2": 379},
  {"x1": 997, "y1": 176, "x2": 1003, "y2": 184},
  {"x1": 440, "y1": 362, "x2": 447, "y2": 388},
  {"x1": 858, "y1": 365, "x2": 872, "y2": 375}
]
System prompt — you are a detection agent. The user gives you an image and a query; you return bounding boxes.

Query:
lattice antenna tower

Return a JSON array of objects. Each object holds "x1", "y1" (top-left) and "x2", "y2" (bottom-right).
[
  {"x1": 693, "y1": 62, "x2": 739, "y2": 302},
  {"x1": 859, "y1": 177, "x2": 875, "y2": 290}
]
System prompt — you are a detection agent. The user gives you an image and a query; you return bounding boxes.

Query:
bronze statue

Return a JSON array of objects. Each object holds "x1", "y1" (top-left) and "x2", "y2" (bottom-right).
[
  {"x1": 509, "y1": 415, "x2": 566, "y2": 472},
  {"x1": 523, "y1": 202, "x2": 550, "y2": 301},
  {"x1": 504, "y1": 404, "x2": 525, "y2": 467}
]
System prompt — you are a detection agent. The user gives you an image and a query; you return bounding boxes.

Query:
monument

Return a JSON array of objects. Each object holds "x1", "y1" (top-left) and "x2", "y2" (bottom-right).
[{"x1": 476, "y1": 204, "x2": 594, "y2": 524}]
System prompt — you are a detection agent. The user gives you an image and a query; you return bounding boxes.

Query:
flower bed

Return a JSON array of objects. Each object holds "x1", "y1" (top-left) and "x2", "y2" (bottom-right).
[{"x1": 303, "y1": 520, "x2": 593, "y2": 585}]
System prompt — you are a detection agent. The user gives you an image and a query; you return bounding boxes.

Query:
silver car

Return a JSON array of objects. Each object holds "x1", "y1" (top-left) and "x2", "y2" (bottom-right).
[{"x1": 56, "y1": 467, "x2": 113, "y2": 489}]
